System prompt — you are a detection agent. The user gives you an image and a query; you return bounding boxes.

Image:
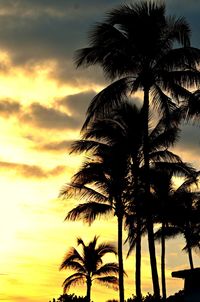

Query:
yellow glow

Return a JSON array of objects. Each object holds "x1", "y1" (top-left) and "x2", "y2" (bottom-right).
[{"x1": 0, "y1": 48, "x2": 199, "y2": 302}]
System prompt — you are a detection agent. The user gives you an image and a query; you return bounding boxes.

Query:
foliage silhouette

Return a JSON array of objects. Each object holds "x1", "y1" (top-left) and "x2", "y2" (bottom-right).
[
  {"x1": 59, "y1": 236, "x2": 119, "y2": 302},
  {"x1": 75, "y1": 1, "x2": 200, "y2": 298},
  {"x1": 61, "y1": 101, "x2": 190, "y2": 301}
]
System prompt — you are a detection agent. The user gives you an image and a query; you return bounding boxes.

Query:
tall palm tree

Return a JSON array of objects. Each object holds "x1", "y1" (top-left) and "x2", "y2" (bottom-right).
[
  {"x1": 124, "y1": 115, "x2": 188, "y2": 301},
  {"x1": 60, "y1": 236, "x2": 119, "y2": 302},
  {"x1": 74, "y1": 1, "x2": 200, "y2": 297}
]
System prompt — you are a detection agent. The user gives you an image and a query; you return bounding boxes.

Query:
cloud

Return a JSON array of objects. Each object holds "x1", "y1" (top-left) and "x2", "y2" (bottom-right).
[
  {"x1": 59, "y1": 90, "x2": 96, "y2": 116},
  {"x1": 0, "y1": 99, "x2": 21, "y2": 117},
  {"x1": 0, "y1": 98, "x2": 86, "y2": 131},
  {"x1": 0, "y1": 161, "x2": 66, "y2": 178},
  {"x1": 177, "y1": 124, "x2": 200, "y2": 156},
  {"x1": 21, "y1": 102, "x2": 80, "y2": 130},
  {"x1": 38, "y1": 140, "x2": 74, "y2": 152},
  {"x1": 0, "y1": 0, "x2": 198, "y2": 85}
]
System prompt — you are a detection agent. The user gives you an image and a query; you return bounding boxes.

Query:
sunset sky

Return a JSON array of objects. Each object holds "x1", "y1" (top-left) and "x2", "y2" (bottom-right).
[{"x1": 0, "y1": 1, "x2": 200, "y2": 301}]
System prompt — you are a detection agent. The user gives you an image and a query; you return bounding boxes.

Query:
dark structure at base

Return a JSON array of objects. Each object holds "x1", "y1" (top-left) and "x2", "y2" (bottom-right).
[{"x1": 172, "y1": 268, "x2": 200, "y2": 302}]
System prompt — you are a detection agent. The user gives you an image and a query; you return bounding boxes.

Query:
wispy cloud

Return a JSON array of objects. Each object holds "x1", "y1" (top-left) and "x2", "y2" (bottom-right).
[
  {"x1": 0, "y1": 161, "x2": 66, "y2": 178},
  {"x1": 37, "y1": 140, "x2": 73, "y2": 152}
]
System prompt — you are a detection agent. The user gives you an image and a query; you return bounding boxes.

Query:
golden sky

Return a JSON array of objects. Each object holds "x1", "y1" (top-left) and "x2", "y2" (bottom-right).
[{"x1": 0, "y1": 1, "x2": 199, "y2": 302}]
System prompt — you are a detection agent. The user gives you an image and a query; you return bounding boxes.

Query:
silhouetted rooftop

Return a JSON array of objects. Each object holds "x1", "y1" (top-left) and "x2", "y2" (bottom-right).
[{"x1": 172, "y1": 268, "x2": 200, "y2": 279}]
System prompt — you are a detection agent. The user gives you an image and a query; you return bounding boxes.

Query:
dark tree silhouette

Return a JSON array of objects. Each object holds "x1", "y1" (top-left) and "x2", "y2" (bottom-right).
[
  {"x1": 59, "y1": 236, "x2": 119, "y2": 302},
  {"x1": 169, "y1": 177, "x2": 200, "y2": 269},
  {"x1": 74, "y1": 1, "x2": 200, "y2": 298},
  {"x1": 61, "y1": 100, "x2": 186, "y2": 301},
  {"x1": 61, "y1": 101, "x2": 146, "y2": 301},
  {"x1": 152, "y1": 163, "x2": 197, "y2": 300}
]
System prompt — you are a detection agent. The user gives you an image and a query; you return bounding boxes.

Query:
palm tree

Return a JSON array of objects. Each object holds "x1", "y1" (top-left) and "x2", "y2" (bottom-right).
[
  {"x1": 61, "y1": 100, "x2": 184, "y2": 301},
  {"x1": 60, "y1": 236, "x2": 119, "y2": 302},
  {"x1": 74, "y1": 1, "x2": 200, "y2": 297},
  {"x1": 61, "y1": 100, "x2": 148, "y2": 302},
  {"x1": 152, "y1": 163, "x2": 197, "y2": 300},
  {"x1": 61, "y1": 142, "x2": 129, "y2": 302},
  {"x1": 169, "y1": 177, "x2": 200, "y2": 269},
  {"x1": 124, "y1": 114, "x2": 189, "y2": 301}
]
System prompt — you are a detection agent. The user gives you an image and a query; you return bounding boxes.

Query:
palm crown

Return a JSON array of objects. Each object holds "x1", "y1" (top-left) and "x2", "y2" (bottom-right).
[{"x1": 60, "y1": 236, "x2": 119, "y2": 302}]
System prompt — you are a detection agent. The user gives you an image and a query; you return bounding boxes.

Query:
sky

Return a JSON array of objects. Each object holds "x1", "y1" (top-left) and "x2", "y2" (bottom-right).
[{"x1": 0, "y1": 0, "x2": 199, "y2": 301}]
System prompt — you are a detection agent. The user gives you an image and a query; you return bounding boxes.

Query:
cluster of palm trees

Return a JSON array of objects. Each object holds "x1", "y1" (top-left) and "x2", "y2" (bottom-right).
[{"x1": 59, "y1": 1, "x2": 200, "y2": 302}]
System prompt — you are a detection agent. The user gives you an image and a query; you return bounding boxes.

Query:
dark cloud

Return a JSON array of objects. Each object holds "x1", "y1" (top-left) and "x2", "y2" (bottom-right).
[
  {"x1": 21, "y1": 102, "x2": 80, "y2": 130},
  {"x1": 177, "y1": 123, "x2": 200, "y2": 156},
  {"x1": 0, "y1": 160, "x2": 66, "y2": 178},
  {"x1": 59, "y1": 90, "x2": 96, "y2": 117},
  {"x1": 0, "y1": 99, "x2": 85, "y2": 130},
  {"x1": 0, "y1": 0, "x2": 198, "y2": 84},
  {"x1": 38, "y1": 140, "x2": 74, "y2": 152},
  {"x1": 0, "y1": 99, "x2": 21, "y2": 117},
  {"x1": 0, "y1": 1, "x2": 121, "y2": 65}
]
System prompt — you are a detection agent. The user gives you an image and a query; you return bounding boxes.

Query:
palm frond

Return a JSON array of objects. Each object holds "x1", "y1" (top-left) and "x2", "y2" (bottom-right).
[
  {"x1": 81, "y1": 77, "x2": 132, "y2": 130},
  {"x1": 96, "y1": 243, "x2": 117, "y2": 257},
  {"x1": 149, "y1": 126, "x2": 180, "y2": 151},
  {"x1": 93, "y1": 263, "x2": 119, "y2": 277},
  {"x1": 60, "y1": 248, "x2": 84, "y2": 270},
  {"x1": 184, "y1": 89, "x2": 200, "y2": 122},
  {"x1": 71, "y1": 162, "x2": 109, "y2": 190},
  {"x1": 70, "y1": 139, "x2": 109, "y2": 155},
  {"x1": 151, "y1": 84, "x2": 177, "y2": 119},
  {"x1": 176, "y1": 175, "x2": 199, "y2": 192},
  {"x1": 149, "y1": 150, "x2": 182, "y2": 163},
  {"x1": 166, "y1": 16, "x2": 190, "y2": 47},
  {"x1": 65, "y1": 202, "x2": 113, "y2": 225},
  {"x1": 59, "y1": 183, "x2": 107, "y2": 203},
  {"x1": 154, "y1": 225, "x2": 181, "y2": 241},
  {"x1": 153, "y1": 161, "x2": 196, "y2": 179},
  {"x1": 158, "y1": 47, "x2": 200, "y2": 71},
  {"x1": 95, "y1": 276, "x2": 119, "y2": 290},
  {"x1": 62, "y1": 273, "x2": 85, "y2": 293}
]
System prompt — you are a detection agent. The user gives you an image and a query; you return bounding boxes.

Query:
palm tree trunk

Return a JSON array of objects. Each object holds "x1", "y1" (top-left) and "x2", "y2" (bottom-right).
[
  {"x1": 147, "y1": 217, "x2": 160, "y2": 298},
  {"x1": 136, "y1": 215, "x2": 142, "y2": 301},
  {"x1": 185, "y1": 224, "x2": 194, "y2": 270},
  {"x1": 187, "y1": 245, "x2": 194, "y2": 270},
  {"x1": 161, "y1": 222, "x2": 167, "y2": 301},
  {"x1": 86, "y1": 277, "x2": 92, "y2": 302},
  {"x1": 132, "y1": 159, "x2": 142, "y2": 301},
  {"x1": 143, "y1": 87, "x2": 160, "y2": 298},
  {"x1": 118, "y1": 214, "x2": 125, "y2": 302}
]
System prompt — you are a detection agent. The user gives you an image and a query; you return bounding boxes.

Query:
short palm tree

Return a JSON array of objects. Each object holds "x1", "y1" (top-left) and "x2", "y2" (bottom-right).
[
  {"x1": 60, "y1": 236, "x2": 119, "y2": 302},
  {"x1": 75, "y1": 2, "x2": 200, "y2": 297}
]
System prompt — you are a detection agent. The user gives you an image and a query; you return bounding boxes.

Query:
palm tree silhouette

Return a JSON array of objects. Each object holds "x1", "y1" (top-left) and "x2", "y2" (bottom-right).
[
  {"x1": 74, "y1": 1, "x2": 200, "y2": 297},
  {"x1": 61, "y1": 101, "x2": 146, "y2": 302},
  {"x1": 61, "y1": 137, "x2": 129, "y2": 302},
  {"x1": 124, "y1": 108, "x2": 184, "y2": 300},
  {"x1": 60, "y1": 236, "x2": 119, "y2": 302},
  {"x1": 169, "y1": 176, "x2": 200, "y2": 269},
  {"x1": 152, "y1": 163, "x2": 197, "y2": 300},
  {"x1": 61, "y1": 100, "x2": 184, "y2": 301}
]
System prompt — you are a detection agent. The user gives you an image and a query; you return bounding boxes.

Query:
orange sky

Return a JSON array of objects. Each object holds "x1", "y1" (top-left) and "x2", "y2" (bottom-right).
[{"x1": 0, "y1": 1, "x2": 199, "y2": 302}]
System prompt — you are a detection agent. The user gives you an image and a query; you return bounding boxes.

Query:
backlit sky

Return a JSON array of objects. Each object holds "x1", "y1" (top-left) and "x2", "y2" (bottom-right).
[{"x1": 0, "y1": 1, "x2": 199, "y2": 301}]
